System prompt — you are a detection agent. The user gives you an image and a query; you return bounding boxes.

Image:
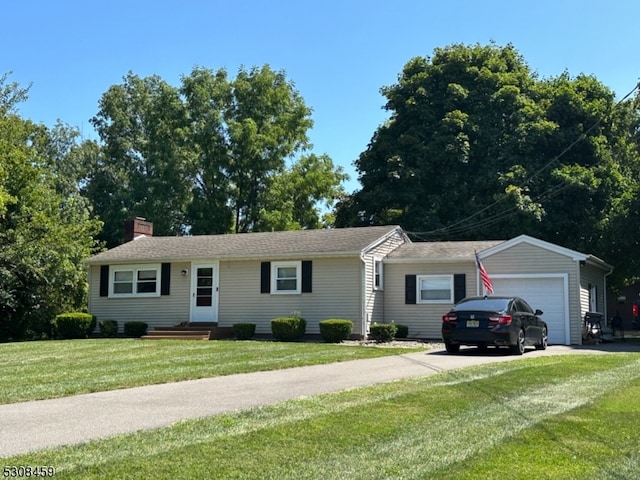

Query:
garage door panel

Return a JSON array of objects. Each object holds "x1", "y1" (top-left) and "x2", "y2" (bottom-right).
[{"x1": 491, "y1": 277, "x2": 566, "y2": 345}]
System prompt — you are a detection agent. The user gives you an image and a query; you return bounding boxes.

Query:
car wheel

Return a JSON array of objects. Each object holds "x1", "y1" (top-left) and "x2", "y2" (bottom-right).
[
  {"x1": 511, "y1": 329, "x2": 525, "y2": 355},
  {"x1": 535, "y1": 327, "x2": 548, "y2": 350},
  {"x1": 445, "y1": 342, "x2": 460, "y2": 354}
]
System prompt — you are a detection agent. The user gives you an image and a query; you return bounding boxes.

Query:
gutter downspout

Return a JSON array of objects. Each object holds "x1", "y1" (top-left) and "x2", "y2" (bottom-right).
[{"x1": 360, "y1": 252, "x2": 367, "y2": 339}]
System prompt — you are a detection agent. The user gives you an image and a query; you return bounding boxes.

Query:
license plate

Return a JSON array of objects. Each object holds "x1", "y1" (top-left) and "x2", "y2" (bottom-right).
[{"x1": 466, "y1": 320, "x2": 479, "y2": 328}]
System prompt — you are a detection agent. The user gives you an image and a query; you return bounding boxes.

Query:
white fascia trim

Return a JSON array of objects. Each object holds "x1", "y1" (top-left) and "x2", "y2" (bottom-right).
[
  {"x1": 383, "y1": 257, "x2": 475, "y2": 264},
  {"x1": 479, "y1": 234, "x2": 587, "y2": 261},
  {"x1": 361, "y1": 226, "x2": 409, "y2": 255}
]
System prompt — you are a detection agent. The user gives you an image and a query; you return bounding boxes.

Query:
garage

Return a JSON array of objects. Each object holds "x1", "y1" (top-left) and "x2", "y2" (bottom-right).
[
  {"x1": 384, "y1": 233, "x2": 611, "y2": 345},
  {"x1": 491, "y1": 275, "x2": 568, "y2": 345}
]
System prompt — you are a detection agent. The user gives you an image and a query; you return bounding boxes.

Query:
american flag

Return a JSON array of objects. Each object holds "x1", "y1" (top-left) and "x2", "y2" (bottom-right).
[{"x1": 475, "y1": 252, "x2": 494, "y2": 294}]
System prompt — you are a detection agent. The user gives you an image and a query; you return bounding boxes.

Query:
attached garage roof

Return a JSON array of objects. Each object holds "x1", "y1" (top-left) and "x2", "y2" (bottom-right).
[
  {"x1": 386, "y1": 234, "x2": 611, "y2": 270},
  {"x1": 481, "y1": 235, "x2": 612, "y2": 270},
  {"x1": 386, "y1": 240, "x2": 503, "y2": 262}
]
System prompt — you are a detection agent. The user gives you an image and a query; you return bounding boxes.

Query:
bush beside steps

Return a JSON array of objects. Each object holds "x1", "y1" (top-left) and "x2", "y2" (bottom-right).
[
  {"x1": 233, "y1": 323, "x2": 256, "y2": 340},
  {"x1": 124, "y1": 321, "x2": 149, "y2": 338}
]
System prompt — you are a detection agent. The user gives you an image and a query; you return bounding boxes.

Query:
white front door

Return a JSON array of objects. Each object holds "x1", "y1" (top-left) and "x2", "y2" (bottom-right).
[{"x1": 190, "y1": 263, "x2": 219, "y2": 323}]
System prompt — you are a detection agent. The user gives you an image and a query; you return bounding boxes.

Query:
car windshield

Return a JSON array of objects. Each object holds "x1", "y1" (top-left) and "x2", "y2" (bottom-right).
[{"x1": 453, "y1": 298, "x2": 510, "y2": 312}]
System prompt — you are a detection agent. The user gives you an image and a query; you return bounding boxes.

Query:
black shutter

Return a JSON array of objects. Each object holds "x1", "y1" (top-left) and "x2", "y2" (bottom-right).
[
  {"x1": 405, "y1": 275, "x2": 416, "y2": 304},
  {"x1": 161, "y1": 263, "x2": 171, "y2": 296},
  {"x1": 302, "y1": 261, "x2": 312, "y2": 293},
  {"x1": 99, "y1": 265, "x2": 109, "y2": 297},
  {"x1": 261, "y1": 262, "x2": 271, "y2": 293},
  {"x1": 454, "y1": 274, "x2": 466, "y2": 303}
]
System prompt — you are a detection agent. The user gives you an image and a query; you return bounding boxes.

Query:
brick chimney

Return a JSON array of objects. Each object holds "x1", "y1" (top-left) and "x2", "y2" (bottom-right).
[{"x1": 124, "y1": 217, "x2": 153, "y2": 242}]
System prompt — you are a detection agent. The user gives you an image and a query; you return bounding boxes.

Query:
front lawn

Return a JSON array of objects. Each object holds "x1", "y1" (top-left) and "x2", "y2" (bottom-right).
[
  {"x1": 3, "y1": 353, "x2": 640, "y2": 479},
  {"x1": 0, "y1": 338, "x2": 418, "y2": 404}
]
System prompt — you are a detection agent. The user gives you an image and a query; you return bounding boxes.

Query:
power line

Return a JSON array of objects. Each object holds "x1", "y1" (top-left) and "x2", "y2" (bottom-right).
[{"x1": 408, "y1": 80, "x2": 640, "y2": 240}]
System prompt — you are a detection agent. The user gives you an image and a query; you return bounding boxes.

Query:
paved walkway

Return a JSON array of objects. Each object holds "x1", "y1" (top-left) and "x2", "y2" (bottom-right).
[{"x1": 1, "y1": 343, "x2": 638, "y2": 457}]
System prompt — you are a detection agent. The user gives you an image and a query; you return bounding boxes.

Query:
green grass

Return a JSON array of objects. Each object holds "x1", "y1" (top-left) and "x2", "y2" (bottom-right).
[
  {"x1": 0, "y1": 338, "x2": 417, "y2": 404},
  {"x1": 3, "y1": 353, "x2": 640, "y2": 479}
]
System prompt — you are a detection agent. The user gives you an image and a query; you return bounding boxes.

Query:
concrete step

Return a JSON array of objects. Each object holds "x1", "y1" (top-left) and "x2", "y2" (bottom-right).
[
  {"x1": 141, "y1": 334, "x2": 211, "y2": 340},
  {"x1": 141, "y1": 329, "x2": 212, "y2": 340}
]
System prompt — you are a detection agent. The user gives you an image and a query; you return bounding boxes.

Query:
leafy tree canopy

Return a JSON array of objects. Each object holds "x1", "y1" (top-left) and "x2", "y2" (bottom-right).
[
  {"x1": 335, "y1": 42, "x2": 640, "y2": 288},
  {"x1": 87, "y1": 65, "x2": 346, "y2": 246},
  {"x1": 0, "y1": 75, "x2": 102, "y2": 341}
]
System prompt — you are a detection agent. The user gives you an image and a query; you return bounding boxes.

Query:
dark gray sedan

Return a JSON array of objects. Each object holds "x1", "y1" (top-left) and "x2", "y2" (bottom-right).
[{"x1": 442, "y1": 296, "x2": 548, "y2": 355}]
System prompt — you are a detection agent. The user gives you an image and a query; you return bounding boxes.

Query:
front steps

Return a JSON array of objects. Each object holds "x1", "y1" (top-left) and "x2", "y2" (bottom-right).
[
  {"x1": 141, "y1": 329, "x2": 212, "y2": 340},
  {"x1": 140, "y1": 323, "x2": 234, "y2": 340}
]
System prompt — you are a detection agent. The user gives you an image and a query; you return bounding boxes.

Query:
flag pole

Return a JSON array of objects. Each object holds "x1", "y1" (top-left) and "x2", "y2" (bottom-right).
[{"x1": 475, "y1": 250, "x2": 494, "y2": 296}]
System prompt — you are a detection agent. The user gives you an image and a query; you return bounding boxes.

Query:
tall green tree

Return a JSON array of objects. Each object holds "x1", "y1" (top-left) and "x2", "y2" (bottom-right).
[
  {"x1": 89, "y1": 73, "x2": 192, "y2": 246},
  {"x1": 259, "y1": 153, "x2": 348, "y2": 230},
  {"x1": 88, "y1": 65, "x2": 337, "y2": 243},
  {"x1": 597, "y1": 90, "x2": 640, "y2": 287},
  {"x1": 180, "y1": 67, "x2": 234, "y2": 235},
  {"x1": 336, "y1": 42, "x2": 640, "y2": 287},
  {"x1": 337, "y1": 43, "x2": 547, "y2": 233},
  {"x1": 523, "y1": 74, "x2": 630, "y2": 251},
  {"x1": 0, "y1": 76, "x2": 102, "y2": 341},
  {"x1": 182, "y1": 65, "x2": 313, "y2": 233}
]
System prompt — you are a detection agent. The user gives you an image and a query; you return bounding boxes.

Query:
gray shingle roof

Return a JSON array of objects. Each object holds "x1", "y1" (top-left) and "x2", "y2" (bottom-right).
[
  {"x1": 85, "y1": 225, "x2": 403, "y2": 264},
  {"x1": 387, "y1": 240, "x2": 504, "y2": 261}
]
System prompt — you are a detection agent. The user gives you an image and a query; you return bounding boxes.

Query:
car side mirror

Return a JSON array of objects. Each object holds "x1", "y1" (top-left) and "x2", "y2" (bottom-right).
[{"x1": 535, "y1": 309, "x2": 543, "y2": 316}]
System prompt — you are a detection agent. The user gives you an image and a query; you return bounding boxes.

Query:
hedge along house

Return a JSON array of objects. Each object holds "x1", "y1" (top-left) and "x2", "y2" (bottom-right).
[
  {"x1": 85, "y1": 220, "x2": 612, "y2": 345},
  {"x1": 84, "y1": 219, "x2": 409, "y2": 338},
  {"x1": 384, "y1": 235, "x2": 612, "y2": 345}
]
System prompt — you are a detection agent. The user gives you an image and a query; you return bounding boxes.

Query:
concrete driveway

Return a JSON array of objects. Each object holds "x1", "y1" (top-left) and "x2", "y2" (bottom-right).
[{"x1": 1, "y1": 342, "x2": 638, "y2": 457}]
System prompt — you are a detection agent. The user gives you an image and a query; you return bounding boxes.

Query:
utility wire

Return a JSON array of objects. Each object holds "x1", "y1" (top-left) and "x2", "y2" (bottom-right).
[{"x1": 408, "y1": 80, "x2": 640, "y2": 240}]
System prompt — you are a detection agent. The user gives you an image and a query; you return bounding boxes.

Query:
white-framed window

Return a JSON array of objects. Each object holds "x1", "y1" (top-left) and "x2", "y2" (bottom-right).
[
  {"x1": 110, "y1": 264, "x2": 161, "y2": 297},
  {"x1": 272, "y1": 261, "x2": 301, "y2": 294},
  {"x1": 373, "y1": 258, "x2": 383, "y2": 290},
  {"x1": 417, "y1": 275, "x2": 453, "y2": 303}
]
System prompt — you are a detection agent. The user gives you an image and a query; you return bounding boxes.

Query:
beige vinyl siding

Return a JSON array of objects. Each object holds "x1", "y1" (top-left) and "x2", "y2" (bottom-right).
[
  {"x1": 362, "y1": 230, "x2": 408, "y2": 331},
  {"x1": 483, "y1": 243, "x2": 582, "y2": 344},
  {"x1": 384, "y1": 262, "x2": 477, "y2": 339},
  {"x1": 218, "y1": 257, "x2": 362, "y2": 335},
  {"x1": 580, "y1": 264, "x2": 607, "y2": 316},
  {"x1": 482, "y1": 244, "x2": 575, "y2": 275},
  {"x1": 579, "y1": 286, "x2": 590, "y2": 318},
  {"x1": 87, "y1": 262, "x2": 191, "y2": 331},
  {"x1": 384, "y1": 241, "x2": 590, "y2": 344}
]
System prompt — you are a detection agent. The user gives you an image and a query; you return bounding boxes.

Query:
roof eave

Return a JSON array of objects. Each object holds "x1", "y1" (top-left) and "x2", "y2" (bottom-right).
[
  {"x1": 361, "y1": 226, "x2": 408, "y2": 254},
  {"x1": 585, "y1": 255, "x2": 613, "y2": 271},
  {"x1": 85, "y1": 250, "x2": 365, "y2": 265},
  {"x1": 384, "y1": 256, "x2": 476, "y2": 264}
]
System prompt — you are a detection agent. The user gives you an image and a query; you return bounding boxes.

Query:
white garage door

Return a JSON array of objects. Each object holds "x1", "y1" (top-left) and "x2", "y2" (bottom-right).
[{"x1": 491, "y1": 276, "x2": 567, "y2": 345}]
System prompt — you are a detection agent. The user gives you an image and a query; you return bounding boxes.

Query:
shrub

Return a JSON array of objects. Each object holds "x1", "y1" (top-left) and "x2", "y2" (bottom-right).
[
  {"x1": 394, "y1": 324, "x2": 409, "y2": 339},
  {"x1": 124, "y1": 321, "x2": 148, "y2": 338},
  {"x1": 271, "y1": 315, "x2": 306, "y2": 341},
  {"x1": 233, "y1": 323, "x2": 256, "y2": 340},
  {"x1": 369, "y1": 323, "x2": 397, "y2": 343},
  {"x1": 52, "y1": 313, "x2": 96, "y2": 339},
  {"x1": 99, "y1": 320, "x2": 118, "y2": 337},
  {"x1": 319, "y1": 319, "x2": 353, "y2": 343}
]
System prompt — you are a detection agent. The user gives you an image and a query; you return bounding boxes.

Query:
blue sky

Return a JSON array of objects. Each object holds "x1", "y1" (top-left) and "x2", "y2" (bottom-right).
[{"x1": 3, "y1": 0, "x2": 639, "y2": 193}]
